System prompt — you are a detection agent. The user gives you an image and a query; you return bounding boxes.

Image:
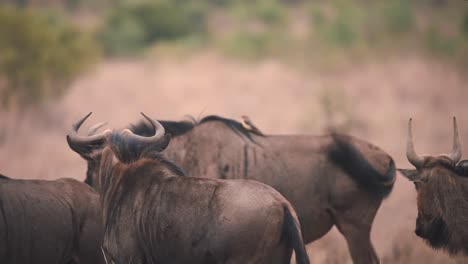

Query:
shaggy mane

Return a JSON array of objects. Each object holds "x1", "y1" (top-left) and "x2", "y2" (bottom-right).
[
  {"x1": 107, "y1": 132, "x2": 186, "y2": 177},
  {"x1": 129, "y1": 115, "x2": 264, "y2": 142}
]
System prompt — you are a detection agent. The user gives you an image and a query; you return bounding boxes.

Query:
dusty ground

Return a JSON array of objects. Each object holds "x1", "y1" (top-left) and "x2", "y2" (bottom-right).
[{"x1": 0, "y1": 52, "x2": 467, "y2": 263}]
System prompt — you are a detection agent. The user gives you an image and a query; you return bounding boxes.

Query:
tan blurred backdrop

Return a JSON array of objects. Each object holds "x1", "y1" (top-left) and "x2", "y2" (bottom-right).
[{"x1": 0, "y1": 1, "x2": 467, "y2": 263}]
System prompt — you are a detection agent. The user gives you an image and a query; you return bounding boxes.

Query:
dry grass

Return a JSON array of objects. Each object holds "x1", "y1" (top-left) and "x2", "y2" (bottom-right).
[{"x1": 1, "y1": 52, "x2": 467, "y2": 263}]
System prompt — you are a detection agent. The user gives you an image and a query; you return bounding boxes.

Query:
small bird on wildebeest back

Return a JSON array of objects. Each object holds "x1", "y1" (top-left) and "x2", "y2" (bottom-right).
[{"x1": 241, "y1": 115, "x2": 264, "y2": 136}]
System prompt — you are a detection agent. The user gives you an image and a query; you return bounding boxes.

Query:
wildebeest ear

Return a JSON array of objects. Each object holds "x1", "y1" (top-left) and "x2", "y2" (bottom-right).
[{"x1": 398, "y1": 169, "x2": 422, "y2": 182}]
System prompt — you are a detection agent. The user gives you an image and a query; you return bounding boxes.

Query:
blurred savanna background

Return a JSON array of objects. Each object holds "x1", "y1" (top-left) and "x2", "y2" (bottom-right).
[{"x1": 0, "y1": 0, "x2": 467, "y2": 263}]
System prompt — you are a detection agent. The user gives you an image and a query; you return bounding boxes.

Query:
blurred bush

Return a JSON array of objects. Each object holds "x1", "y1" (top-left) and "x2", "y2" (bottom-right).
[
  {"x1": 98, "y1": 0, "x2": 207, "y2": 56},
  {"x1": 310, "y1": 0, "x2": 414, "y2": 50},
  {"x1": 253, "y1": 0, "x2": 286, "y2": 26},
  {"x1": 425, "y1": 26, "x2": 457, "y2": 56},
  {"x1": 0, "y1": 5, "x2": 99, "y2": 108},
  {"x1": 220, "y1": 31, "x2": 272, "y2": 59},
  {"x1": 229, "y1": 0, "x2": 286, "y2": 26},
  {"x1": 6, "y1": 0, "x2": 467, "y2": 69},
  {"x1": 215, "y1": 0, "x2": 287, "y2": 60},
  {"x1": 315, "y1": 5, "x2": 357, "y2": 48},
  {"x1": 463, "y1": 9, "x2": 468, "y2": 38},
  {"x1": 382, "y1": 0, "x2": 414, "y2": 34}
]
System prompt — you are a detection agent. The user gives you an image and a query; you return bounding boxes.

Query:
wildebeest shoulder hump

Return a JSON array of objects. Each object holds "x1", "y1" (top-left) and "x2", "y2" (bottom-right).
[
  {"x1": 129, "y1": 115, "x2": 264, "y2": 142},
  {"x1": 129, "y1": 118, "x2": 196, "y2": 137}
]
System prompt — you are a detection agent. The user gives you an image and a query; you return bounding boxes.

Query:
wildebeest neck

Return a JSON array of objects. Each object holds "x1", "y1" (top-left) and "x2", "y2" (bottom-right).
[
  {"x1": 100, "y1": 158, "x2": 181, "y2": 237},
  {"x1": 85, "y1": 160, "x2": 97, "y2": 186}
]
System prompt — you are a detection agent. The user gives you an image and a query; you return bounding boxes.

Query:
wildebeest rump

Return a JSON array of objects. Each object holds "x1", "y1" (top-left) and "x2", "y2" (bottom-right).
[
  {"x1": 0, "y1": 175, "x2": 104, "y2": 264},
  {"x1": 399, "y1": 117, "x2": 468, "y2": 255},
  {"x1": 123, "y1": 115, "x2": 396, "y2": 264},
  {"x1": 67, "y1": 113, "x2": 310, "y2": 264}
]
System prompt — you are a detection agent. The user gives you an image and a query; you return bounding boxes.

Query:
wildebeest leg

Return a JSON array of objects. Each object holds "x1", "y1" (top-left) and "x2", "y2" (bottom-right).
[
  {"x1": 333, "y1": 201, "x2": 381, "y2": 264},
  {"x1": 225, "y1": 249, "x2": 290, "y2": 264},
  {"x1": 223, "y1": 234, "x2": 292, "y2": 264},
  {"x1": 222, "y1": 221, "x2": 292, "y2": 264},
  {"x1": 76, "y1": 218, "x2": 105, "y2": 264},
  {"x1": 270, "y1": 244, "x2": 293, "y2": 264},
  {"x1": 337, "y1": 223, "x2": 378, "y2": 264},
  {"x1": 301, "y1": 210, "x2": 334, "y2": 243}
]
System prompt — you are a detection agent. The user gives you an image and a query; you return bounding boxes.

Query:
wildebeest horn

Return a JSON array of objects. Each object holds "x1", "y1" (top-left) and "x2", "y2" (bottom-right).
[
  {"x1": 88, "y1": 122, "x2": 108, "y2": 136},
  {"x1": 120, "y1": 112, "x2": 167, "y2": 144},
  {"x1": 67, "y1": 112, "x2": 111, "y2": 146},
  {"x1": 448, "y1": 116, "x2": 462, "y2": 163},
  {"x1": 406, "y1": 118, "x2": 425, "y2": 168}
]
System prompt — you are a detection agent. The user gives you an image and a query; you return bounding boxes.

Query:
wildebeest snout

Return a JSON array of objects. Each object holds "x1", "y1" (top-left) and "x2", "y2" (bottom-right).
[
  {"x1": 415, "y1": 224, "x2": 426, "y2": 238},
  {"x1": 415, "y1": 217, "x2": 428, "y2": 239}
]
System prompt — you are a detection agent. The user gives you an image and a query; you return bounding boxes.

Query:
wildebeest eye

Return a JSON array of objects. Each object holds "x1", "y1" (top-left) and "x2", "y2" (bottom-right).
[{"x1": 413, "y1": 176, "x2": 429, "y2": 189}]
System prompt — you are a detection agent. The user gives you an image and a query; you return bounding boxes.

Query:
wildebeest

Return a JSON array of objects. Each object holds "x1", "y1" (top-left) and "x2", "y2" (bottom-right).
[
  {"x1": 67, "y1": 113, "x2": 310, "y2": 264},
  {"x1": 76, "y1": 113, "x2": 395, "y2": 263},
  {"x1": 0, "y1": 174, "x2": 104, "y2": 264},
  {"x1": 399, "y1": 117, "x2": 468, "y2": 255},
  {"x1": 109, "y1": 115, "x2": 395, "y2": 263}
]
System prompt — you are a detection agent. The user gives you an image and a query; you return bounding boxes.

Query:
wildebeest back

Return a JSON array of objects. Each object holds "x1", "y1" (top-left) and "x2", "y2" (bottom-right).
[{"x1": 0, "y1": 178, "x2": 103, "y2": 264}]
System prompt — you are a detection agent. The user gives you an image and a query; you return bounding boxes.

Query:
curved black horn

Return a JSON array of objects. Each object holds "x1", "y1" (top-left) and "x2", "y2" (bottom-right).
[
  {"x1": 67, "y1": 112, "x2": 111, "y2": 146},
  {"x1": 119, "y1": 113, "x2": 166, "y2": 144},
  {"x1": 88, "y1": 122, "x2": 108, "y2": 136},
  {"x1": 406, "y1": 118, "x2": 425, "y2": 168},
  {"x1": 448, "y1": 117, "x2": 462, "y2": 163}
]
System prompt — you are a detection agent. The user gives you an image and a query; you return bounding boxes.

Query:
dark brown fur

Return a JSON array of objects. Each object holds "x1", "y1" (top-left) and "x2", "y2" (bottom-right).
[
  {"x1": 125, "y1": 116, "x2": 396, "y2": 264},
  {"x1": 94, "y1": 130, "x2": 310, "y2": 264},
  {"x1": 400, "y1": 156, "x2": 468, "y2": 255},
  {"x1": 0, "y1": 175, "x2": 104, "y2": 264}
]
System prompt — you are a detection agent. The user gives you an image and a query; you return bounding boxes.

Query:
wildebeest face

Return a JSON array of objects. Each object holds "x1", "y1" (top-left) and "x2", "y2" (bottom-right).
[
  {"x1": 415, "y1": 212, "x2": 449, "y2": 248},
  {"x1": 399, "y1": 117, "x2": 468, "y2": 254},
  {"x1": 402, "y1": 161, "x2": 451, "y2": 244},
  {"x1": 401, "y1": 163, "x2": 453, "y2": 249}
]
